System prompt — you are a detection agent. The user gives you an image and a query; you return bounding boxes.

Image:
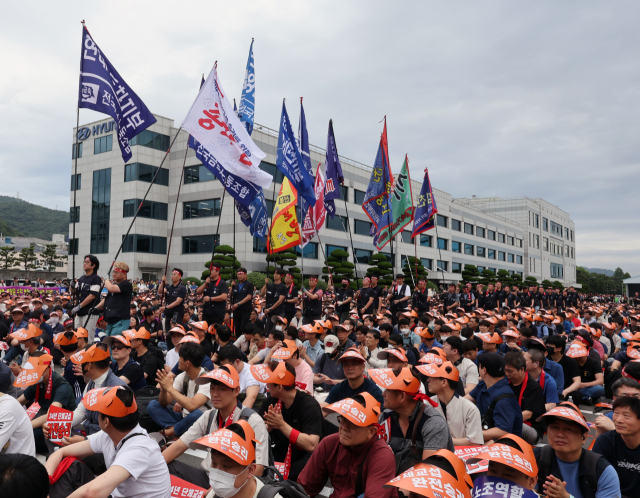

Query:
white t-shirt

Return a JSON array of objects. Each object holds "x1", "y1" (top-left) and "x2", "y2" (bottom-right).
[
  {"x1": 237, "y1": 362, "x2": 265, "y2": 394},
  {"x1": 294, "y1": 360, "x2": 314, "y2": 394},
  {"x1": 89, "y1": 425, "x2": 171, "y2": 498},
  {"x1": 205, "y1": 477, "x2": 282, "y2": 498},
  {"x1": 173, "y1": 369, "x2": 213, "y2": 416},
  {"x1": 165, "y1": 348, "x2": 179, "y2": 369},
  {"x1": 0, "y1": 394, "x2": 36, "y2": 456},
  {"x1": 455, "y1": 357, "x2": 479, "y2": 389}
]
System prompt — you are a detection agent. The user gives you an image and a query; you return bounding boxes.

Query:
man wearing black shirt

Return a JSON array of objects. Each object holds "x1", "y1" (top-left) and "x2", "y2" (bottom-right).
[
  {"x1": 282, "y1": 273, "x2": 299, "y2": 325},
  {"x1": 334, "y1": 278, "x2": 354, "y2": 323},
  {"x1": 459, "y1": 283, "x2": 475, "y2": 313},
  {"x1": 547, "y1": 335, "x2": 584, "y2": 404},
  {"x1": 484, "y1": 283, "x2": 497, "y2": 311},
  {"x1": 572, "y1": 345, "x2": 605, "y2": 404},
  {"x1": 141, "y1": 308, "x2": 163, "y2": 347},
  {"x1": 443, "y1": 283, "x2": 460, "y2": 312},
  {"x1": 198, "y1": 264, "x2": 228, "y2": 327},
  {"x1": 160, "y1": 268, "x2": 188, "y2": 333},
  {"x1": 231, "y1": 267, "x2": 254, "y2": 336},
  {"x1": 94, "y1": 261, "x2": 133, "y2": 339},
  {"x1": 71, "y1": 255, "x2": 101, "y2": 342},
  {"x1": 507, "y1": 287, "x2": 520, "y2": 308},
  {"x1": 356, "y1": 278, "x2": 375, "y2": 318},
  {"x1": 494, "y1": 282, "x2": 506, "y2": 309},
  {"x1": 261, "y1": 269, "x2": 286, "y2": 332},
  {"x1": 369, "y1": 276, "x2": 383, "y2": 315},
  {"x1": 302, "y1": 275, "x2": 323, "y2": 324},
  {"x1": 129, "y1": 328, "x2": 160, "y2": 386}
]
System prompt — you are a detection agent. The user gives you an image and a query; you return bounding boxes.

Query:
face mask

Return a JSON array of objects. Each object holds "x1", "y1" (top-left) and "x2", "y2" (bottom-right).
[
  {"x1": 342, "y1": 284, "x2": 348, "y2": 288},
  {"x1": 275, "y1": 325, "x2": 283, "y2": 332},
  {"x1": 400, "y1": 328, "x2": 410, "y2": 336},
  {"x1": 50, "y1": 317, "x2": 59, "y2": 326},
  {"x1": 546, "y1": 346, "x2": 555, "y2": 356},
  {"x1": 20, "y1": 343, "x2": 28, "y2": 352},
  {"x1": 209, "y1": 466, "x2": 249, "y2": 498}
]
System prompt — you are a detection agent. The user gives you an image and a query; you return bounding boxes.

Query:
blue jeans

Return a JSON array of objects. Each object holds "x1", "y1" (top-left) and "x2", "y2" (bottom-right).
[
  {"x1": 578, "y1": 385, "x2": 605, "y2": 399},
  {"x1": 147, "y1": 400, "x2": 204, "y2": 437},
  {"x1": 105, "y1": 319, "x2": 130, "y2": 337},
  {"x1": 3, "y1": 346, "x2": 21, "y2": 364}
]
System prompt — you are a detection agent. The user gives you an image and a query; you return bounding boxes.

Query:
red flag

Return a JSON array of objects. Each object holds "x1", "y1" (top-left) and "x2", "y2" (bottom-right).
[{"x1": 301, "y1": 163, "x2": 327, "y2": 247}]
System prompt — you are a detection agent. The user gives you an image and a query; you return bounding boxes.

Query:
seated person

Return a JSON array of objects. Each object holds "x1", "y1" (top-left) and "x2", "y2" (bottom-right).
[
  {"x1": 442, "y1": 336, "x2": 479, "y2": 394},
  {"x1": 169, "y1": 332, "x2": 214, "y2": 374},
  {"x1": 463, "y1": 338, "x2": 479, "y2": 363},
  {"x1": 322, "y1": 347, "x2": 384, "y2": 411},
  {"x1": 313, "y1": 334, "x2": 346, "y2": 391},
  {"x1": 103, "y1": 335, "x2": 146, "y2": 392},
  {"x1": 271, "y1": 339, "x2": 315, "y2": 394},
  {"x1": 6, "y1": 323, "x2": 45, "y2": 378},
  {"x1": 53, "y1": 330, "x2": 86, "y2": 400},
  {"x1": 254, "y1": 361, "x2": 323, "y2": 481},
  {"x1": 418, "y1": 360, "x2": 484, "y2": 445},
  {"x1": 163, "y1": 366, "x2": 269, "y2": 489},
  {"x1": 218, "y1": 345, "x2": 266, "y2": 410},
  {"x1": 370, "y1": 366, "x2": 454, "y2": 472},
  {"x1": 0, "y1": 454, "x2": 50, "y2": 498},
  {"x1": 44, "y1": 386, "x2": 171, "y2": 498},
  {"x1": 535, "y1": 403, "x2": 620, "y2": 498},
  {"x1": 128, "y1": 327, "x2": 161, "y2": 386},
  {"x1": 165, "y1": 326, "x2": 187, "y2": 368},
  {"x1": 388, "y1": 333, "x2": 417, "y2": 365},
  {"x1": 595, "y1": 375, "x2": 640, "y2": 437},
  {"x1": 524, "y1": 336, "x2": 565, "y2": 398},
  {"x1": 360, "y1": 329, "x2": 386, "y2": 369},
  {"x1": 248, "y1": 329, "x2": 285, "y2": 365},
  {"x1": 15, "y1": 352, "x2": 76, "y2": 453},
  {"x1": 564, "y1": 341, "x2": 605, "y2": 405},
  {"x1": 148, "y1": 342, "x2": 212, "y2": 440},
  {"x1": 0, "y1": 390, "x2": 36, "y2": 456},
  {"x1": 524, "y1": 349, "x2": 559, "y2": 411},
  {"x1": 299, "y1": 393, "x2": 397, "y2": 498}
]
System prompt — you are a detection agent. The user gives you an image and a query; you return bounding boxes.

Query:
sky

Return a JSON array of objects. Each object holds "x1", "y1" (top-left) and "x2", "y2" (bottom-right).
[{"x1": 0, "y1": 2, "x2": 638, "y2": 276}]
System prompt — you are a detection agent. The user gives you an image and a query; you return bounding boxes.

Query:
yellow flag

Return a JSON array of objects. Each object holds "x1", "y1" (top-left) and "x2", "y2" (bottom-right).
[{"x1": 267, "y1": 178, "x2": 301, "y2": 254}]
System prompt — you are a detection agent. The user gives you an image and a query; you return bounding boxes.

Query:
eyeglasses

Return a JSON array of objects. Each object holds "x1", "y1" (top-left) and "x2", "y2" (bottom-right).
[
  {"x1": 336, "y1": 416, "x2": 358, "y2": 430},
  {"x1": 111, "y1": 344, "x2": 128, "y2": 351}
]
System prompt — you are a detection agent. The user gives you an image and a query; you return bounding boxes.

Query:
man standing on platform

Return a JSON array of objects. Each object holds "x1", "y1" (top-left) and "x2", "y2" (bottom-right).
[
  {"x1": 302, "y1": 275, "x2": 323, "y2": 325},
  {"x1": 335, "y1": 278, "x2": 354, "y2": 323},
  {"x1": 413, "y1": 279, "x2": 432, "y2": 315},
  {"x1": 282, "y1": 272, "x2": 299, "y2": 325},
  {"x1": 159, "y1": 268, "x2": 187, "y2": 334},
  {"x1": 387, "y1": 274, "x2": 411, "y2": 320},
  {"x1": 198, "y1": 264, "x2": 228, "y2": 327},
  {"x1": 71, "y1": 255, "x2": 101, "y2": 342},
  {"x1": 93, "y1": 262, "x2": 133, "y2": 339},
  {"x1": 261, "y1": 269, "x2": 286, "y2": 332},
  {"x1": 231, "y1": 267, "x2": 254, "y2": 336},
  {"x1": 369, "y1": 276, "x2": 383, "y2": 315},
  {"x1": 356, "y1": 277, "x2": 375, "y2": 318}
]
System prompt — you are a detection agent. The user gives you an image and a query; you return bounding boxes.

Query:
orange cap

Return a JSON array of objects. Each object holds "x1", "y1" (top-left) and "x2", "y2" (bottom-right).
[
  {"x1": 272, "y1": 339, "x2": 298, "y2": 360},
  {"x1": 104, "y1": 335, "x2": 132, "y2": 348},
  {"x1": 467, "y1": 435, "x2": 538, "y2": 478},
  {"x1": 323, "y1": 392, "x2": 381, "y2": 426},
  {"x1": 501, "y1": 329, "x2": 520, "y2": 339},
  {"x1": 565, "y1": 341, "x2": 588, "y2": 359},
  {"x1": 537, "y1": 404, "x2": 589, "y2": 430},
  {"x1": 70, "y1": 344, "x2": 111, "y2": 364},
  {"x1": 476, "y1": 332, "x2": 503, "y2": 345},
  {"x1": 369, "y1": 367, "x2": 420, "y2": 393},
  {"x1": 377, "y1": 347, "x2": 408, "y2": 362},
  {"x1": 416, "y1": 361, "x2": 459, "y2": 382},
  {"x1": 169, "y1": 326, "x2": 187, "y2": 335},
  {"x1": 190, "y1": 420, "x2": 258, "y2": 466},
  {"x1": 626, "y1": 347, "x2": 640, "y2": 360},
  {"x1": 419, "y1": 348, "x2": 446, "y2": 366},
  {"x1": 194, "y1": 365, "x2": 240, "y2": 388},
  {"x1": 250, "y1": 362, "x2": 295, "y2": 386},
  {"x1": 82, "y1": 386, "x2": 138, "y2": 417},
  {"x1": 384, "y1": 460, "x2": 471, "y2": 498},
  {"x1": 414, "y1": 327, "x2": 435, "y2": 339},
  {"x1": 123, "y1": 327, "x2": 151, "y2": 340},
  {"x1": 337, "y1": 347, "x2": 366, "y2": 364},
  {"x1": 190, "y1": 321, "x2": 209, "y2": 331},
  {"x1": 75, "y1": 327, "x2": 89, "y2": 339},
  {"x1": 9, "y1": 323, "x2": 40, "y2": 341},
  {"x1": 13, "y1": 354, "x2": 53, "y2": 388},
  {"x1": 275, "y1": 316, "x2": 289, "y2": 325},
  {"x1": 54, "y1": 331, "x2": 78, "y2": 346},
  {"x1": 179, "y1": 334, "x2": 201, "y2": 345}
]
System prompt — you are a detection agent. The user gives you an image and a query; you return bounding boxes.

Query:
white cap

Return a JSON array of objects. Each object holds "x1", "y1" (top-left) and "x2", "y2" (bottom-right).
[{"x1": 323, "y1": 334, "x2": 340, "y2": 354}]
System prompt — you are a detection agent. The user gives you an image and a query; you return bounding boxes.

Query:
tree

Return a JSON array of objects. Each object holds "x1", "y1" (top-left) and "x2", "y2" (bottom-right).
[
  {"x1": 524, "y1": 276, "x2": 538, "y2": 287},
  {"x1": 497, "y1": 270, "x2": 513, "y2": 287},
  {"x1": 541, "y1": 279, "x2": 553, "y2": 288},
  {"x1": 266, "y1": 251, "x2": 301, "y2": 288},
  {"x1": 552, "y1": 280, "x2": 564, "y2": 290},
  {"x1": 461, "y1": 265, "x2": 481, "y2": 284},
  {"x1": 511, "y1": 272, "x2": 523, "y2": 286},
  {"x1": 366, "y1": 253, "x2": 394, "y2": 287},
  {"x1": 247, "y1": 272, "x2": 267, "y2": 290},
  {"x1": 402, "y1": 257, "x2": 427, "y2": 286},
  {"x1": 201, "y1": 245, "x2": 240, "y2": 282},
  {"x1": 41, "y1": 244, "x2": 65, "y2": 271},
  {"x1": 18, "y1": 245, "x2": 37, "y2": 271},
  {"x1": 0, "y1": 246, "x2": 16, "y2": 269},
  {"x1": 480, "y1": 269, "x2": 497, "y2": 286},
  {"x1": 323, "y1": 249, "x2": 356, "y2": 289}
]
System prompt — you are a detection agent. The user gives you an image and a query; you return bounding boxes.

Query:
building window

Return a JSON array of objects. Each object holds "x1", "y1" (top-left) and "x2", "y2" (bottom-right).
[
  {"x1": 452, "y1": 262, "x2": 462, "y2": 274},
  {"x1": 327, "y1": 215, "x2": 347, "y2": 232},
  {"x1": 354, "y1": 219, "x2": 372, "y2": 236},
  {"x1": 464, "y1": 244, "x2": 474, "y2": 256},
  {"x1": 129, "y1": 130, "x2": 170, "y2": 151},
  {"x1": 550, "y1": 221, "x2": 563, "y2": 236},
  {"x1": 185, "y1": 165, "x2": 217, "y2": 184},
  {"x1": 71, "y1": 174, "x2": 81, "y2": 191},
  {"x1": 535, "y1": 214, "x2": 539, "y2": 228},
  {"x1": 72, "y1": 143, "x2": 82, "y2": 159},
  {"x1": 379, "y1": 253, "x2": 392, "y2": 264},
  {"x1": 564, "y1": 227, "x2": 569, "y2": 239},
  {"x1": 94, "y1": 135, "x2": 113, "y2": 155},
  {"x1": 68, "y1": 239, "x2": 78, "y2": 256},
  {"x1": 516, "y1": 255, "x2": 523, "y2": 264},
  {"x1": 437, "y1": 261, "x2": 448, "y2": 272},
  {"x1": 488, "y1": 268, "x2": 496, "y2": 275},
  {"x1": 550, "y1": 262, "x2": 564, "y2": 279},
  {"x1": 570, "y1": 230, "x2": 574, "y2": 242},
  {"x1": 498, "y1": 251, "x2": 506, "y2": 261},
  {"x1": 253, "y1": 237, "x2": 267, "y2": 253},
  {"x1": 543, "y1": 237, "x2": 548, "y2": 251},
  {"x1": 543, "y1": 218, "x2": 548, "y2": 231},
  {"x1": 182, "y1": 235, "x2": 219, "y2": 254},
  {"x1": 327, "y1": 244, "x2": 348, "y2": 257},
  {"x1": 464, "y1": 223, "x2": 474, "y2": 235},
  {"x1": 571, "y1": 247, "x2": 574, "y2": 258},
  {"x1": 487, "y1": 230, "x2": 496, "y2": 241},
  {"x1": 295, "y1": 242, "x2": 318, "y2": 259},
  {"x1": 451, "y1": 219, "x2": 461, "y2": 231},
  {"x1": 507, "y1": 253, "x2": 514, "y2": 263},
  {"x1": 401, "y1": 231, "x2": 412, "y2": 244},
  {"x1": 124, "y1": 163, "x2": 169, "y2": 186},
  {"x1": 566, "y1": 245, "x2": 570, "y2": 257},
  {"x1": 476, "y1": 227, "x2": 485, "y2": 238},
  {"x1": 354, "y1": 189, "x2": 366, "y2": 205},
  {"x1": 498, "y1": 233, "x2": 505, "y2": 243},
  {"x1": 183, "y1": 199, "x2": 221, "y2": 219},
  {"x1": 516, "y1": 238, "x2": 522, "y2": 248},
  {"x1": 259, "y1": 161, "x2": 284, "y2": 184},
  {"x1": 122, "y1": 234, "x2": 167, "y2": 254},
  {"x1": 437, "y1": 238, "x2": 448, "y2": 250},
  {"x1": 535, "y1": 235, "x2": 539, "y2": 248},
  {"x1": 90, "y1": 168, "x2": 111, "y2": 254},
  {"x1": 70, "y1": 206, "x2": 80, "y2": 223},
  {"x1": 477, "y1": 266, "x2": 485, "y2": 273},
  {"x1": 421, "y1": 258, "x2": 432, "y2": 270},
  {"x1": 477, "y1": 247, "x2": 485, "y2": 258},
  {"x1": 436, "y1": 215, "x2": 447, "y2": 228},
  {"x1": 339, "y1": 185, "x2": 349, "y2": 202},
  {"x1": 488, "y1": 249, "x2": 496, "y2": 259},
  {"x1": 507, "y1": 236, "x2": 514, "y2": 246},
  {"x1": 452, "y1": 241, "x2": 461, "y2": 253},
  {"x1": 354, "y1": 248, "x2": 372, "y2": 264},
  {"x1": 123, "y1": 199, "x2": 168, "y2": 220},
  {"x1": 420, "y1": 234, "x2": 432, "y2": 247}
]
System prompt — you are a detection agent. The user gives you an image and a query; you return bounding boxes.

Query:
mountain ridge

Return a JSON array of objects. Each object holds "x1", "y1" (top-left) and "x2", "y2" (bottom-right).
[{"x1": 0, "y1": 196, "x2": 68, "y2": 241}]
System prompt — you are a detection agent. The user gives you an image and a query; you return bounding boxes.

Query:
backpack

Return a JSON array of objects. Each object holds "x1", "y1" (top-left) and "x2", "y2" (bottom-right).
[
  {"x1": 135, "y1": 385, "x2": 162, "y2": 433},
  {"x1": 255, "y1": 466, "x2": 310, "y2": 498},
  {"x1": 536, "y1": 445, "x2": 607, "y2": 498},
  {"x1": 381, "y1": 403, "x2": 430, "y2": 474},
  {"x1": 481, "y1": 393, "x2": 516, "y2": 430}
]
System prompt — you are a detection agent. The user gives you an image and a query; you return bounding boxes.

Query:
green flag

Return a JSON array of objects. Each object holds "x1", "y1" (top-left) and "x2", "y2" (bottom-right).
[{"x1": 375, "y1": 155, "x2": 414, "y2": 249}]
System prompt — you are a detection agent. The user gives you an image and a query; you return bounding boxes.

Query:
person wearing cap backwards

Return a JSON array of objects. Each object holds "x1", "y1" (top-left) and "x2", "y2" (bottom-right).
[
  {"x1": 45, "y1": 385, "x2": 172, "y2": 498},
  {"x1": 370, "y1": 366, "x2": 454, "y2": 472},
  {"x1": 231, "y1": 267, "x2": 256, "y2": 338},
  {"x1": 71, "y1": 254, "x2": 101, "y2": 342},
  {"x1": 302, "y1": 274, "x2": 324, "y2": 325},
  {"x1": 162, "y1": 366, "x2": 269, "y2": 490},
  {"x1": 535, "y1": 403, "x2": 621, "y2": 498},
  {"x1": 465, "y1": 352, "x2": 524, "y2": 441},
  {"x1": 419, "y1": 361, "x2": 484, "y2": 446},
  {"x1": 159, "y1": 267, "x2": 188, "y2": 334},
  {"x1": 298, "y1": 393, "x2": 398, "y2": 498},
  {"x1": 335, "y1": 278, "x2": 354, "y2": 323},
  {"x1": 54, "y1": 330, "x2": 86, "y2": 399},
  {"x1": 255, "y1": 361, "x2": 323, "y2": 481},
  {"x1": 387, "y1": 274, "x2": 411, "y2": 320},
  {"x1": 260, "y1": 269, "x2": 287, "y2": 332},
  {"x1": 198, "y1": 264, "x2": 229, "y2": 327},
  {"x1": 15, "y1": 352, "x2": 77, "y2": 453},
  {"x1": 93, "y1": 261, "x2": 133, "y2": 340}
]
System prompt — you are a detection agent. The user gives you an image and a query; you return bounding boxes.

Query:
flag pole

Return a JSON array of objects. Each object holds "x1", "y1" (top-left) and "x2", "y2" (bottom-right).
[
  {"x1": 433, "y1": 219, "x2": 445, "y2": 285},
  {"x1": 340, "y1": 199, "x2": 361, "y2": 290}
]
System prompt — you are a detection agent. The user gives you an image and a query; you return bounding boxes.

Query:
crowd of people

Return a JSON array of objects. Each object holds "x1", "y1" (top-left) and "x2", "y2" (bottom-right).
[{"x1": 0, "y1": 254, "x2": 639, "y2": 498}]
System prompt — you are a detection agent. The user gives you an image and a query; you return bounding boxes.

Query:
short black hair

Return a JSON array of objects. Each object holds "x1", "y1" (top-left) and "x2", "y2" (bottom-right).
[
  {"x1": 29, "y1": 309, "x2": 44, "y2": 320},
  {"x1": 252, "y1": 329, "x2": 265, "y2": 338},
  {"x1": 504, "y1": 351, "x2": 526, "y2": 371},
  {"x1": 218, "y1": 345, "x2": 243, "y2": 364},
  {"x1": 60, "y1": 342, "x2": 78, "y2": 353},
  {"x1": 461, "y1": 326, "x2": 474, "y2": 339},
  {"x1": 389, "y1": 333, "x2": 403, "y2": 346},
  {"x1": 546, "y1": 334, "x2": 566, "y2": 350},
  {"x1": 445, "y1": 336, "x2": 464, "y2": 356},
  {"x1": 286, "y1": 326, "x2": 298, "y2": 340},
  {"x1": 0, "y1": 453, "x2": 50, "y2": 497},
  {"x1": 274, "y1": 269, "x2": 285, "y2": 277},
  {"x1": 100, "y1": 387, "x2": 139, "y2": 432},
  {"x1": 366, "y1": 329, "x2": 380, "y2": 341},
  {"x1": 216, "y1": 325, "x2": 232, "y2": 343},
  {"x1": 178, "y1": 342, "x2": 205, "y2": 367},
  {"x1": 238, "y1": 267, "x2": 247, "y2": 274},
  {"x1": 464, "y1": 339, "x2": 479, "y2": 352},
  {"x1": 398, "y1": 318, "x2": 409, "y2": 326},
  {"x1": 269, "y1": 330, "x2": 285, "y2": 342},
  {"x1": 84, "y1": 254, "x2": 100, "y2": 273},
  {"x1": 612, "y1": 377, "x2": 640, "y2": 396},
  {"x1": 613, "y1": 395, "x2": 640, "y2": 419},
  {"x1": 379, "y1": 323, "x2": 393, "y2": 333},
  {"x1": 519, "y1": 327, "x2": 534, "y2": 339}
]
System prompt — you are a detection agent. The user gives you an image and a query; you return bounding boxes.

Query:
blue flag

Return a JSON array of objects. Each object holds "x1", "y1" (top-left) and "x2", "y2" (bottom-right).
[
  {"x1": 238, "y1": 40, "x2": 255, "y2": 134},
  {"x1": 323, "y1": 119, "x2": 344, "y2": 219},
  {"x1": 411, "y1": 168, "x2": 438, "y2": 238},
  {"x1": 78, "y1": 26, "x2": 156, "y2": 163},
  {"x1": 276, "y1": 101, "x2": 316, "y2": 208},
  {"x1": 298, "y1": 100, "x2": 313, "y2": 220},
  {"x1": 362, "y1": 121, "x2": 394, "y2": 249},
  {"x1": 235, "y1": 191, "x2": 268, "y2": 239}
]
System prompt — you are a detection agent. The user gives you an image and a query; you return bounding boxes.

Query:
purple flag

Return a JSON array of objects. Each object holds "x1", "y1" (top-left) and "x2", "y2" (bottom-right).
[{"x1": 323, "y1": 120, "x2": 344, "y2": 219}]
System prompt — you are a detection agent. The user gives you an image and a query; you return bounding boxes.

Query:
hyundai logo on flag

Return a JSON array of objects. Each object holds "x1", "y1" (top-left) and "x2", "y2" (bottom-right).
[
  {"x1": 81, "y1": 83, "x2": 99, "y2": 104},
  {"x1": 77, "y1": 127, "x2": 91, "y2": 141}
]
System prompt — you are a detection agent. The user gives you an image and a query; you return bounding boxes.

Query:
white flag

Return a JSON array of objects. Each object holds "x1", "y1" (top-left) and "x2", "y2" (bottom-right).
[{"x1": 181, "y1": 65, "x2": 271, "y2": 189}]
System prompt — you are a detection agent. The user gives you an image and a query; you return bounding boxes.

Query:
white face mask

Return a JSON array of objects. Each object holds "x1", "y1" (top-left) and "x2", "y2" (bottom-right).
[
  {"x1": 400, "y1": 328, "x2": 410, "y2": 336},
  {"x1": 209, "y1": 466, "x2": 249, "y2": 498},
  {"x1": 275, "y1": 325, "x2": 283, "y2": 332},
  {"x1": 20, "y1": 343, "x2": 28, "y2": 352},
  {"x1": 50, "y1": 317, "x2": 59, "y2": 326}
]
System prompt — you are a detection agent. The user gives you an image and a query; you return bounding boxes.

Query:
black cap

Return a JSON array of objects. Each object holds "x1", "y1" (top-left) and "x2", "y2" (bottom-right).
[{"x1": 477, "y1": 352, "x2": 505, "y2": 378}]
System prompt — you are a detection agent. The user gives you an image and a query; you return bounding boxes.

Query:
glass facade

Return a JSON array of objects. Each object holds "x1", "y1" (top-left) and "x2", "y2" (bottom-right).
[
  {"x1": 183, "y1": 199, "x2": 221, "y2": 219},
  {"x1": 354, "y1": 219, "x2": 372, "y2": 236},
  {"x1": 122, "y1": 234, "x2": 167, "y2": 254},
  {"x1": 437, "y1": 238, "x2": 448, "y2": 250},
  {"x1": 488, "y1": 249, "x2": 496, "y2": 259},
  {"x1": 94, "y1": 135, "x2": 112, "y2": 155},
  {"x1": 355, "y1": 248, "x2": 372, "y2": 264},
  {"x1": 551, "y1": 263, "x2": 564, "y2": 278},
  {"x1": 71, "y1": 174, "x2": 81, "y2": 191},
  {"x1": 124, "y1": 163, "x2": 169, "y2": 186},
  {"x1": 451, "y1": 219, "x2": 461, "y2": 231},
  {"x1": 464, "y1": 223, "x2": 474, "y2": 235},
  {"x1": 327, "y1": 215, "x2": 347, "y2": 232},
  {"x1": 182, "y1": 235, "x2": 219, "y2": 254},
  {"x1": 437, "y1": 260, "x2": 448, "y2": 272},
  {"x1": 401, "y1": 231, "x2": 412, "y2": 244},
  {"x1": 420, "y1": 234, "x2": 432, "y2": 247},
  {"x1": 72, "y1": 143, "x2": 82, "y2": 159},
  {"x1": 68, "y1": 239, "x2": 78, "y2": 256},
  {"x1": 129, "y1": 130, "x2": 170, "y2": 151},
  {"x1": 436, "y1": 215, "x2": 447, "y2": 228},
  {"x1": 452, "y1": 262, "x2": 462, "y2": 273},
  {"x1": 185, "y1": 165, "x2": 217, "y2": 184},
  {"x1": 90, "y1": 168, "x2": 111, "y2": 254},
  {"x1": 487, "y1": 230, "x2": 496, "y2": 241},
  {"x1": 69, "y1": 206, "x2": 80, "y2": 223},
  {"x1": 452, "y1": 241, "x2": 461, "y2": 253},
  {"x1": 354, "y1": 189, "x2": 366, "y2": 205},
  {"x1": 123, "y1": 199, "x2": 168, "y2": 220},
  {"x1": 295, "y1": 243, "x2": 318, "y2": 259},
  {"x1": 477, "y1": 247, "x2": 485, "y2": 257},
  {"x1": 476, "y1": 227, "x2": 485, "y2": 238},
  {"x1": 464, "y1": 244, "x2": 474, "y2": 255}
]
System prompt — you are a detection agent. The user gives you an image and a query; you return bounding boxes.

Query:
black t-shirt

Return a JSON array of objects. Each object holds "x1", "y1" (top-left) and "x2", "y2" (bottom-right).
[
  {"x1": 203, "y1": 278, "x2": 229, "y2": 316},
  {"x1": 335, "y1": 287, "x2": 354, "y2": 313},
  {"x1": 104, "y1": 280, "x2": 133, "y2": 323},
  {"x1": 593, "y1": 430, "x2": 640, "y2": 498},
  {"x1": 111, "y1": 359, "x2": 145, "y2": 391},
  {"x1": 165, "y1": 283, "x2": 187, "y2": 319},
  {"x1": 283, "y1": 283, "x2": 299, "y2": 316},
  {"x1": 557, "y1": 354, "x2": 581, "y2": 390},
  {"x1": 511, "y1": 374, "x2": 546, "y2": 435},
  {"x1": 75, "y1": 273, "x2": 102, "y2": 316},
  {"x1": 232, "y1": 280, "x2": 255, "y2": 312},
  {"x1": 23, "y1": 372, "x2": 77, "y2": 414},
  {"x1": 578, "y1": 357, "x2": 601, "y2": 384},
  {"x1": 258, "y1": 391, "x2": 323, "y2": 463},
  {"x1": 357, "y1": 287, "x2": 374, "y2": 312},
  {"x1": 141, "y1": 318, "x2": 163, "y2": 345},
  {"x1": 133, "y1": 349, "x2": 160, "y2": 386},
  {"x1": 265, "y1": 282, "x2": 286, "y2": 315},
  {"x1": 0, "y1": 321, "x2": 9, "y2": 342}
]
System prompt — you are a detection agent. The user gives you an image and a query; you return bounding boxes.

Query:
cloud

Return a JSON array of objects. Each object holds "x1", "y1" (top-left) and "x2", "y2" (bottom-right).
[{"x1": 0, "y1": 1, "x2": 638, "y2": 276}]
